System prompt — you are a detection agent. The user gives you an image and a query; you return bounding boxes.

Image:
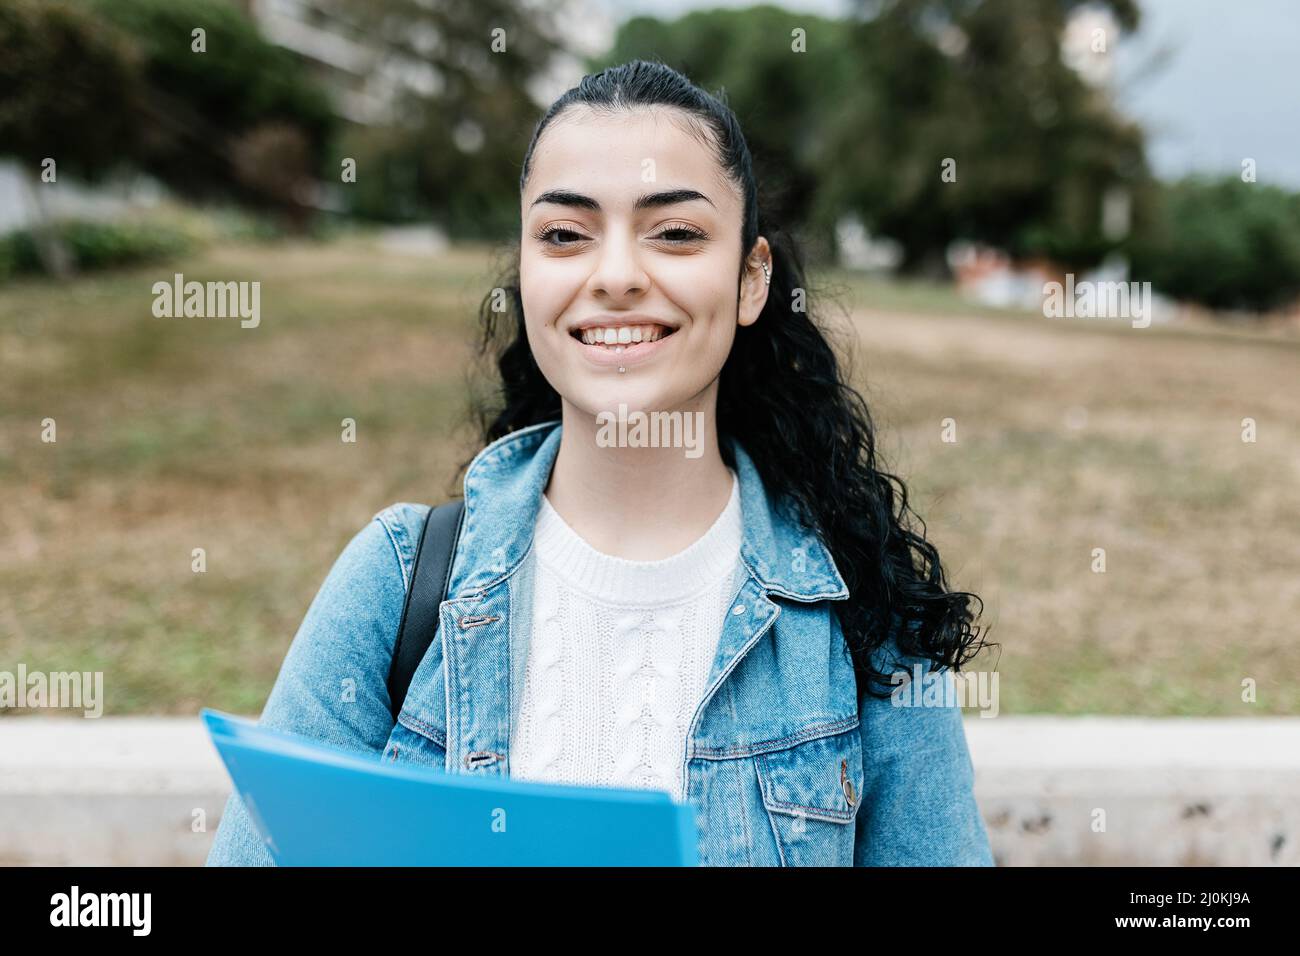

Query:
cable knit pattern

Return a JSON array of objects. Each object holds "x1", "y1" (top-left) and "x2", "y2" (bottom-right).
[{"x1": 509, "y1": 471, "x2": 743, "y2": 802}]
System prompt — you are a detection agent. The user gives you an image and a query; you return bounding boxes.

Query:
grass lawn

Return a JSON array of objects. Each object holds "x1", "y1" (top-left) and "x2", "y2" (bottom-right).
[{"x1": 2, "y1": 231, "x2": 1297, "y2": 716}]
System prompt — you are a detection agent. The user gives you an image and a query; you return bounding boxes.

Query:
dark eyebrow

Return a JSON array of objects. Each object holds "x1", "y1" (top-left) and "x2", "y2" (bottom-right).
[{"x1": 528, "y1": 188, "x2": 714, "y2": 212}]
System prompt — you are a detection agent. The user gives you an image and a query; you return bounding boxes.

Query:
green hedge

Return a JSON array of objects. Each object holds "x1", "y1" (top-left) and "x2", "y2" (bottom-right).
[
  {"x1": 1128, "y1": 176, "x2": 1300, "y2": 313},
  {"x1": 0, "y1": 218, "x2": 196, "y2": 280}
]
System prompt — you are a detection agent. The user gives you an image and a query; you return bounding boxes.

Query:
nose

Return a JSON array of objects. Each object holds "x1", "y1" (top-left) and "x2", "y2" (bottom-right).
[{"x1": 586, "y1": 230, "x2": 649, "y2": 301}]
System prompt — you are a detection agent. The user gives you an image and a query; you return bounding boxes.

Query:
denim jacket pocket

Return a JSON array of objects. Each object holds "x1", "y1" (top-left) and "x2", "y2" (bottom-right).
[
  {"x1": 383, "y1": 712, "x2": 449, "y2": 771},
  {"x1": 754, "y1": 723, "x2": 863, "y2": 866}
]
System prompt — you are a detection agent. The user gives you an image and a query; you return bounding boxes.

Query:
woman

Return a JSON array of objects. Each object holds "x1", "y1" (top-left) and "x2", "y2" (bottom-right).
[{"x1": 207, "y1": 59, "x2": 993, "y2": 867}]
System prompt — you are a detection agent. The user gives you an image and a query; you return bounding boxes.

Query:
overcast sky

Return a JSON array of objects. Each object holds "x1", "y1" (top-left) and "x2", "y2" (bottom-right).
[{"x1": 593, "y1": 0, "x2": 1300, "y2": 188}]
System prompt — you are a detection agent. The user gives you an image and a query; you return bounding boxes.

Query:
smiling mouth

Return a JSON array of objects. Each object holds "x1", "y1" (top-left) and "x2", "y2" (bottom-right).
[{"x1": 569, "y1": 323, "x2": 678, "y2": 350}]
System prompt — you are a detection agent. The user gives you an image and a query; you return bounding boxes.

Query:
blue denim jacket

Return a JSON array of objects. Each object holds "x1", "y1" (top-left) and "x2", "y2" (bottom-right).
[{"x1": 206, "y1": 419, "x2": 993, "y2": 866}]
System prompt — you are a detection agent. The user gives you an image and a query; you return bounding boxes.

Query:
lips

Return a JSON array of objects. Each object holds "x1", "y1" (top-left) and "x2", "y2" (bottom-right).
[{"x1": 567, "y1": 320, "x2": 679, "y2": 368}]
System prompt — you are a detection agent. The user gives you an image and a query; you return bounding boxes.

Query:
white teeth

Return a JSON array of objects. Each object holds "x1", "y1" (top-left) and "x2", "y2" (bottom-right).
[{"x1": 577, "y1": 325, "x2": 670, "y2": 346}]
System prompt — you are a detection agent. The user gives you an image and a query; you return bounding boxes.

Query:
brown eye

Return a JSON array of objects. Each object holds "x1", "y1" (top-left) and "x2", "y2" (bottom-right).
[
  {"x1": 654, "y1": 224, "x2": 707, "y2": 243},
  {"x1": 536, "y1": 226, "x2": 588, "y2": 245}
]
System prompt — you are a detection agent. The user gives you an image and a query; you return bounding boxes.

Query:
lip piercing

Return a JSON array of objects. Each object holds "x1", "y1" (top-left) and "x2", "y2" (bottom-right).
[{"x1": 618, "y1": 366, "x2": 625, "y2": 373}]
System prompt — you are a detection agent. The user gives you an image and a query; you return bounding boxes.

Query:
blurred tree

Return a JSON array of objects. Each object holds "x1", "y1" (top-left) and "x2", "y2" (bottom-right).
[
  {"x1": 599, "y1": 1, "x2": 1153, "y2": 275},
  {"x1": 826, "y1": 0, "x2": 1150, "y2": 274},
  {"x1": 84, "y1": 0, "x2": 337, "y2": 228},
  {"x1": 0, "y1": 0, "x2": 143, "y2": 175},
  {"x1": 335, "y1": 0, "x2": 565, "y2": 237},
  {"x1": 1128, "y1": 176, "x2": 1300, "y2": 313},
  {"x1": 0, "y1": 0, "x2": 145, "y2": 273}
]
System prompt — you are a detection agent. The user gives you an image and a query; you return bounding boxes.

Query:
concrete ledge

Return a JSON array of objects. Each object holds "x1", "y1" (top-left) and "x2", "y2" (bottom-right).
[
  {"x1": 0, "y1": 717, "x2": 230, "y2": 866},
  {"x1": 2, "y1": 715, "x2": 1297, "y2": 865},
  {"x1": 964, "y1": 717, "x2": 1300, "y2": 865}
]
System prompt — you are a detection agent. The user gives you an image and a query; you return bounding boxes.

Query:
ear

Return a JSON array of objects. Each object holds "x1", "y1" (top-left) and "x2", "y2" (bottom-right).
[{"x1": 739, "y1": 237, "x2": 772, "y2": 328}]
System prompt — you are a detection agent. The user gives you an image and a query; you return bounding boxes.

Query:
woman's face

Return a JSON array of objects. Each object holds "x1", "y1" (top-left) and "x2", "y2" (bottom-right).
[{"x1": 519, "y1": 105, "x2": 770, "y2": 420}]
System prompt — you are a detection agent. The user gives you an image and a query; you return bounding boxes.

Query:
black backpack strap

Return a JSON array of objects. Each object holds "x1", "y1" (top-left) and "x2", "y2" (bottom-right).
[{"x1": 387, "y1": 499, "x2": 465, "y2": 723}]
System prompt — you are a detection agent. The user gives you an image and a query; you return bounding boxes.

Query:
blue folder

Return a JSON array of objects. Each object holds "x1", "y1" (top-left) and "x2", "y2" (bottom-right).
[{"x1": 201, "y1": 709, "x2": 699, "y2": 866}]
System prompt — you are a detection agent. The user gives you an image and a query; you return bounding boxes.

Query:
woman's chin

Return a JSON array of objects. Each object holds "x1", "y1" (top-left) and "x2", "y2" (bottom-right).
[{"x1": 569, "y1": 385, "x2": 683, "y2": 422}]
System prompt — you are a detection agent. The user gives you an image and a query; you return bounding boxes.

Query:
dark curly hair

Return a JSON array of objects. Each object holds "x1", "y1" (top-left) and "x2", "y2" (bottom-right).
[{"x1": 465, "y1": 59, "x2": 989, "y2": 701}]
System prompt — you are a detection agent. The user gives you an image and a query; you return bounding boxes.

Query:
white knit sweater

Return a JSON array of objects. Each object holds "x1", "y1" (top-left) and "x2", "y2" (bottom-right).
[{"x1": 508, "y1": 471, "x2": 743, "y2": 802}]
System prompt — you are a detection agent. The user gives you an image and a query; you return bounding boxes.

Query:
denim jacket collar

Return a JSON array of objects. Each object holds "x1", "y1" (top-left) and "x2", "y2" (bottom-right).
[{"x1": 448, "y1": 419, "x2": 848, "y2": 602}]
